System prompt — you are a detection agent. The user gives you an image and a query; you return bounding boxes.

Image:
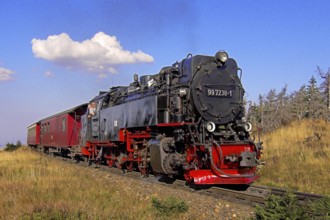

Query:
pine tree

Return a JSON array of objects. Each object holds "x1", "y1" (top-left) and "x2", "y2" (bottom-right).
[
  {"x1": 306, "y1": 76, "x2": 326, "y2": 119},
  {"x1": 289, "y1": 85, "x2": 308, "y2": 121}
]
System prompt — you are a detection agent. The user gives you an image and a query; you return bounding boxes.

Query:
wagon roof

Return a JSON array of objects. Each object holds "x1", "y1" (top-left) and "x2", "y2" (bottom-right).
[{"x1": 27, "y1": 103, "x2": 88, "y2": 127}]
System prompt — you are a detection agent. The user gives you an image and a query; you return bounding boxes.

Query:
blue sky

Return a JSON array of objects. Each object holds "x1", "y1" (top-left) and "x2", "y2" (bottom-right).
[{"x1": 0, "y1": 0, "x2": 329, "y2": 146}]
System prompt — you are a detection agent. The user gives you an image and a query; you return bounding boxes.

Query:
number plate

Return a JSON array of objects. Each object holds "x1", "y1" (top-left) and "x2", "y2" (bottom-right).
[{"x1": 207, "y1": 88, "x2": 233, "y2": 97}]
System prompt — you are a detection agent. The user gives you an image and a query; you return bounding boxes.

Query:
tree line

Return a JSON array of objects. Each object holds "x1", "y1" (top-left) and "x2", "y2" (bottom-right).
[
  {"x1": 3, "y1": 141, "x2": 22, "y2": 151},
  {"x1": 246, "y1": 67, "x2": 330, "y2": 134}
]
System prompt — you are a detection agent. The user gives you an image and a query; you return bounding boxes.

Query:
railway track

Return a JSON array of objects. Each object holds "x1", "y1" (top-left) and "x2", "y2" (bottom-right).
[{"x1": 54, "y1": 155, "x2": 324, "y2": 207}]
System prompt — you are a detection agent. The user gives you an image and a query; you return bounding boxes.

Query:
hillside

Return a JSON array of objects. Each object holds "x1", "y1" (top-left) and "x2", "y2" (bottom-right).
[{"x1": 256, "y1": 119, "x2": 330, "y2": 195}]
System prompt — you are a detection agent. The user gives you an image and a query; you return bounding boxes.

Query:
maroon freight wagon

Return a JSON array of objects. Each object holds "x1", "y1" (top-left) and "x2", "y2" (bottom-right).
[{"x1": 27, "y1": 104, "x2": 87, "y2": 156}]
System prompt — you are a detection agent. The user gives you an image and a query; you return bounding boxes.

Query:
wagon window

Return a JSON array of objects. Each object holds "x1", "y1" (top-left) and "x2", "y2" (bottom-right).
[{"x1": 62, "y1": 118, "x2": 66, "y2": 132}]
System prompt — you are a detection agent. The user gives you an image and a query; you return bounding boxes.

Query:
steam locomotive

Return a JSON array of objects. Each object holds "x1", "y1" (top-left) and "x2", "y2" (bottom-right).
[{"x1": 28, "y1": 51, "x2": 262, "y2": 185}]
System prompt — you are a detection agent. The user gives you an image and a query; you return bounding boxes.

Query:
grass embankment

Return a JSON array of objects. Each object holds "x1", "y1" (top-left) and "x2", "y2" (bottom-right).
[
  {"x1": 0, "y1": 147, "x2": 189, "y2": 219},
  {"x1": 256, "y1": 119, "x2": 330, "y2": 195}
]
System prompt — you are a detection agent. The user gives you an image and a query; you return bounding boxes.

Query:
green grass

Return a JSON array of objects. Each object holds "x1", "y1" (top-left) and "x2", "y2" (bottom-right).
[{"x1": 151, "y1": 196, "x2": 188, "y2": 217}]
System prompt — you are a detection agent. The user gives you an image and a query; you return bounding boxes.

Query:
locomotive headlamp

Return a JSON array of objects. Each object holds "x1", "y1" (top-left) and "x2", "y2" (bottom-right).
[
  {"x1": 206, "y1": 121, "x2": 216, "y2": 132},
  {"x1": 244, "y1": 122, "x2": 252, "y2": 132},
  {"x1": 215, "y1": 51, "x2": 228, "y2": 63}
]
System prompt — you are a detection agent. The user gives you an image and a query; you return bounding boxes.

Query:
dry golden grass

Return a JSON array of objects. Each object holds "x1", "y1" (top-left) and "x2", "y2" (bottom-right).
[
  {"x1": 0, "y1": 147, "x2": 253, "y2": 220},
  {"x1": 256, "y1": 119, "x2": 330, "y2": 195},
  {"x1": 0, "y1": 147, "x2": 175, "y2": 219}
]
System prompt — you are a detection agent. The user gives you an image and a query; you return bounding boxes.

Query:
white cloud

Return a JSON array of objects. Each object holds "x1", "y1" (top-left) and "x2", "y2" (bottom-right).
[
  {"x1": 0, "y1": 67, "x2": 14, "y2": 81},
  {"x1": 44, "y1": 70, "x2": 54, "y2": 78},
  {"x1": 31, "y1": 32, "x2": 154, "y2": 76}
]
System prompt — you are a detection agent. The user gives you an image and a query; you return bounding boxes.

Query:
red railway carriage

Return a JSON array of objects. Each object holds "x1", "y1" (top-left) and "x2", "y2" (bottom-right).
[
  {"x1": 27, "y1": 104, "x2": 88, "y2": 155},
  {"x1": 40, "y1": 104, "x2": 87, "y2": 147},
  {"x1": 27, "y1": 123, "x2": 41, "y2": 146}
]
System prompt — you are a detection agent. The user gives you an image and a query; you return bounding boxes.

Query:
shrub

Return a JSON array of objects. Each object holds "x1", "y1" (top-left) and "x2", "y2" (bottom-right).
[
  {"x1": 256, "y1": 193, "x2": 330, "y2": 220},
  {"x1": 308, "y1": 196, "x2": 330, "y2": 219},
  {"x1": 4, "y1": 141, "x2": 22, "y2": 151},
  {"x1": 255, "y1": 193, "x2": 307, "y2": 220},
  {"x1": 151, "y1": 196, "x2": 188, "y2": 217}
]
